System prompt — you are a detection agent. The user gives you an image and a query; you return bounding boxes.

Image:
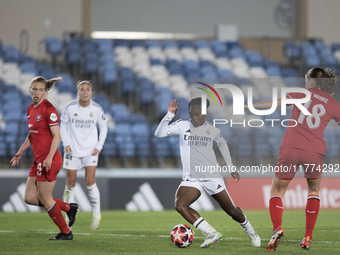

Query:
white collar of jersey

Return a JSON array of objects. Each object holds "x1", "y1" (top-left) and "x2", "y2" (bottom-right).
[
  {"x1": 190, "y1": 120, "x2": 207, "y2": 128},
  {"x1": 77, "y1": 99, "x2": 92, "y2": 108}
]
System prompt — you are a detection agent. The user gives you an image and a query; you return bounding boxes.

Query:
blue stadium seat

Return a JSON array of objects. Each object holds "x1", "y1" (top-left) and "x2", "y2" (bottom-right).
[
  {"x1": 1, "y1": 46, "x2": 20, "y2": 63},
  {"x1": 113, "y1": 123, "x2": 131, "y2": 135},
  {"x1": 101, "y1": 143, "x2": 118, "y2": 157},
  {"x1": 65, "y1": 40, "x2": 81, "y2": 65},
  {"x1": 162, "y1": 40, "x2": 178, "y2": 49},
  {"x1": 178, "y1": 40, "x2": 193, "y2": 48},
  {"x1": 146, "y1": 39, "x2": 161, "y2": 48},
  {"x1": 195, "y1": 40, "x2": 210, "y2": 49},
  {"x1": 283, "y1": 43, "x2": 301, "y2": 61},
  {"x1": 20, "y1": 62, "x2": 37, "y2": 75},
  {"x1": 45, "y1": 37, "x2": 63, "y2": 56},
  {"x1": 246, "y1": 50, "x2": 264, "y2": 67},
  {"x1": 152, "y1": 137, "x2": 171, "y2": 157}
]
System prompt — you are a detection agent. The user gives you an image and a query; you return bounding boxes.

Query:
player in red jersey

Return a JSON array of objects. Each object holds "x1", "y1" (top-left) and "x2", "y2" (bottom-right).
[
  {"x1": 245, "y1": 67, "x2": 340, "y2": 251},
  {"x1": 10, "y1": 76, "x2": 79, "y2": 240}
]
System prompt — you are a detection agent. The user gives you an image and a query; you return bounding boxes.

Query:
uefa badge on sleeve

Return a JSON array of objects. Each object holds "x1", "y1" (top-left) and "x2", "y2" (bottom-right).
[{"x1": 50, "y1": 113, "x2": 58, "y2": 122}]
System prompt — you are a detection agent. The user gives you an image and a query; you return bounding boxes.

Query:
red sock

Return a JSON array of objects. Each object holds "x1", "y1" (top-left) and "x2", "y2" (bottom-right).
[
  {"x1": 269, "y1": 196, "x2": 283, "y2": 231},
  {"x1": 53, "y1": 198, "x2": 70, "y2": 212},
  {"x1": 305, "y1": 195, "x2": 320, "y2": 239},
  {"x1": 47, "y1": 202, "x2": 70, "y2": 234}
]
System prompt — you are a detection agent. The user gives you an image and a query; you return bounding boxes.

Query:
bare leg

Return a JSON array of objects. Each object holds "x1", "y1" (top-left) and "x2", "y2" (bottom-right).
[
  {"x1": 175, "y1": 186, "x2": 201, "y2": 224},
  {"x1": 306, "y1": 177, "x2": 321, "y2": 196},
  {"x1": 212, "y1": 190, "x2": 245, "y2": 223},
  {"x1": 24, "y1": 177, "x2": 38, "y2": 205},
  {"x1": 66, "y1": 169, "x2": 77, "y2": 189},
  {"x1": 270, "y1": 177, "x2": 291, "y2": 197},
  {"x1": 85, "y1": 166, "x2": 96, "y2": 186}
]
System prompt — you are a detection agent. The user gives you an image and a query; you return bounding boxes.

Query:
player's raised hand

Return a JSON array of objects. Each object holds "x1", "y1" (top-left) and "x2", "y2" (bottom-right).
[
  {"x1": 168, "y1": 99, "x2": 179, "y2": 114},
  {"x1": 230, "y1": 171, "x2": 240, "y2": 182},
  {"x1": 92, "y1": 148, "x2": 100, "y2": 156},
  {"x1": 10, "y1": 152, "x2": 23, "y2": 166}
]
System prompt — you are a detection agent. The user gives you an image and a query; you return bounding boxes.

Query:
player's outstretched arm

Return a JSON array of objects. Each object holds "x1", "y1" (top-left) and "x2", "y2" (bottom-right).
[
  {"x1": 10, "y1": 134, "x2": 32, "y2": 166},
  {"x1": 244, "y1": 98, "x2": 282, "y2": 111}
]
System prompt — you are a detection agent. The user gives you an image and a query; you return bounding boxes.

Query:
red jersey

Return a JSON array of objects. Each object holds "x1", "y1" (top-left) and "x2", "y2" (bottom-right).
[
  {"x1": 280, "y1": 87, "x2": 340, "y2": 155},
  {"x1": 27, "y1": 99, "x2": 61, "y2": 161}
]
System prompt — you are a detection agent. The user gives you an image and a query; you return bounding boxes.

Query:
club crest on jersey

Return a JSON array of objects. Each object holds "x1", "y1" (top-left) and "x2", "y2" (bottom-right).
[
  {"x1": 90, "y1": 112, "x2": 93, "y2": 117},
  {"x1": 50, "y1": 113, "x2": 58, "y2": 122},
  {"x1": 36, "y1": 114, "x2": 42, "y2": 122},
  {"x1": 206, "y1": 129, "x2": 210, "y2": 135}
]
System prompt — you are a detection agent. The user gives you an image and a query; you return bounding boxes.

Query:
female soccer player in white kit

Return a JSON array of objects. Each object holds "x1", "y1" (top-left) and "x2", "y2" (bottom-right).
[
  {"x1": 155, "y1": 98, "x2": 261, "y2": 248},
  {"x1": 60, "y1": 81, "x2": 108, "y2": 230}
]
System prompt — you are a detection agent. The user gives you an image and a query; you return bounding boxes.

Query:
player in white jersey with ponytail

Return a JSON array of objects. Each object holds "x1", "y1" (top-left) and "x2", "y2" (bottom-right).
[
  {"x1": 60, "y1": 81, "x2": 108, "y2": 230},
  {"x1": 155, "y1": 98, "x2": 260, "y2": 248}
]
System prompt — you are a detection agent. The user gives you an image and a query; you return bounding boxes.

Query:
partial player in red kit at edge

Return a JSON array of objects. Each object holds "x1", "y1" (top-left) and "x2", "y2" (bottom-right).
[
  {"x1": 245, "y1": 67, "x2": 340, "y2": 251},
  {"x1": 10, "y1": 76, "x2": 79, "y2": 240}
]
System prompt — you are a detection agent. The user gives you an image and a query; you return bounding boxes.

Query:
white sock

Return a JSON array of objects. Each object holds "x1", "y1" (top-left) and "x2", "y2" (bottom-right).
[
  {"x1": 240, "y1": 215, "x2": 252, "y2": 232},
  {"x1": 87, "y1": 183, "x2": 101, "y2": 218},
  {"x1": 63, "y1": 185, "x2": 75, "y2": 203},
  {"x1": 193, "y1": 217, "x2": 216, "y2": 236}
]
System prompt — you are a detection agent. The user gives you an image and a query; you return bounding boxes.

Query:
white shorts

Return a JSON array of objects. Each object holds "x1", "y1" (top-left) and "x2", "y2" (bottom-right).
[
  {"x1": 63, "y1": 152, "x2": 99, "y2": 170},
  {"x1": 178, "y1": 178, "x2": 226, "y2": 196}
]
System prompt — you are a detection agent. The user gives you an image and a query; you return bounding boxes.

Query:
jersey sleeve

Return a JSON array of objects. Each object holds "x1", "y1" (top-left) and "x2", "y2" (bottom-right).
[
  {"x1": 60, "y1": 105, "x2": 70, "y2": 123},
  {"x1": 154, "y1": 112, "x2": 180, "y2": 137},
  {"x1": 214, "y1": 128, "x2": 234, "y2": 167},
  {"x1": 45, "y1": 105, "x2": 59, "y2": 126},
  {"x1": 287, "y1": 92, "x2": 306, "y2": 99},
  {"x1": 95, "y1": 105, "x2": 108, "y2": 151}
]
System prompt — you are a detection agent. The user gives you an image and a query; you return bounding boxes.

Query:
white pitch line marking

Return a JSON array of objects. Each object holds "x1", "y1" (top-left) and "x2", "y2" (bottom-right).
[{"x1": 0, "y1": 230, "x2": 339, "y2": 244}]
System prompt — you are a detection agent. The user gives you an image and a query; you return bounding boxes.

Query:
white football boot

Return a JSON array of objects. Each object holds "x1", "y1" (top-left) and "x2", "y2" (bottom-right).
[{"x1": 200, "y1": 232, "x2": 223, "y2": 248}]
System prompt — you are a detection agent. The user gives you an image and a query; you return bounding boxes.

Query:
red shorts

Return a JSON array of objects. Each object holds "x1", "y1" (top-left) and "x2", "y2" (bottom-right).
[
  {"x1": 275, "y1": 148, "x2": 323, "y2": 180},
  {"x1": 29, "y1": 153, "x2": 62, "y2": 182}
]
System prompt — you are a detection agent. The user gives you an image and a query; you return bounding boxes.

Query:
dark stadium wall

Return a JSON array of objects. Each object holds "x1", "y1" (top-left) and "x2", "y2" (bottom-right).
[{"x1": 0, "y1": 0, "x2": 82, "y2": 57}]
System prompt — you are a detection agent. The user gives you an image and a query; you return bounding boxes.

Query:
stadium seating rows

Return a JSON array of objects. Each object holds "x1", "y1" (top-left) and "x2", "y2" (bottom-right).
[{"x1": 1, "y1": 38, "x2": 340, "y2": 164}]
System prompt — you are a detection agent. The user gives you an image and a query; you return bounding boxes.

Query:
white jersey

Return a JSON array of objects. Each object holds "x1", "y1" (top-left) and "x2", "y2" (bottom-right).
[
  {"x1": 60, "y1": 99, "x2": 108, "y2": 157},
  {"x1": 154, "y1": 112, "x2": 234, "y2": 181}
]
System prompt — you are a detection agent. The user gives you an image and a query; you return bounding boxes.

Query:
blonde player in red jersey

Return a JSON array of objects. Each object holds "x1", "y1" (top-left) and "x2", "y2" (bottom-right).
[
  {"x1": 245, "y1": 67, "x2": 340, "y2": 251},
  {"x1": 10, "y1": 76, "x2": 78, "y2": 240}
]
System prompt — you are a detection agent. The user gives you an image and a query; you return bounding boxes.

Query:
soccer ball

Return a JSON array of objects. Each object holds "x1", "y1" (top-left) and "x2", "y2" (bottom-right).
[{"x1": 170, "y1": 224, "x2": 194, "y2": 248}]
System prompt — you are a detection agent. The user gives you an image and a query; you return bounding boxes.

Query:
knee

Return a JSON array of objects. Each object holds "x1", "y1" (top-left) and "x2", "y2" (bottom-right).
[
  {"x1": 85, "y1": 178, "x2": 95, "y2": 187},
  {"x1": 24, "y1": 196, "x2": 37, "y2": 205},
  {"x1": 66, "y1": 179, "x2": 76, "y2": 188},
  {"x1": 175, "y1": 202, "x2": 189, "y2": 214}
]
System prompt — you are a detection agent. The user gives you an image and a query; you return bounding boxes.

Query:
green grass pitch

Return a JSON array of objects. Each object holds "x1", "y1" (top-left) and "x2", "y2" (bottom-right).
[{"x1": 0, "y1": 210, "x2": 339, "y2": 254}]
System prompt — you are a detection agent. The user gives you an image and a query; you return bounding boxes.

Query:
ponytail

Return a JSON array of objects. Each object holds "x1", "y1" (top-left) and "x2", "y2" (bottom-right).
[
  {"x1": 46, "y1": 77, "x2": 62, "y2": 91},
  {"x1": 30, "y1": 76, "x2": 62, "y2": 92},
  {"x1": 306, "y1": 67, "x2": 339, "y2": 95}
]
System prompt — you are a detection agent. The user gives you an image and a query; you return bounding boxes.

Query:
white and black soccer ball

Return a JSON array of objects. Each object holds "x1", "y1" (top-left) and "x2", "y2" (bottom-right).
[{"x1": 170, "y1": 224, "x2": 194, "y2": 248}]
